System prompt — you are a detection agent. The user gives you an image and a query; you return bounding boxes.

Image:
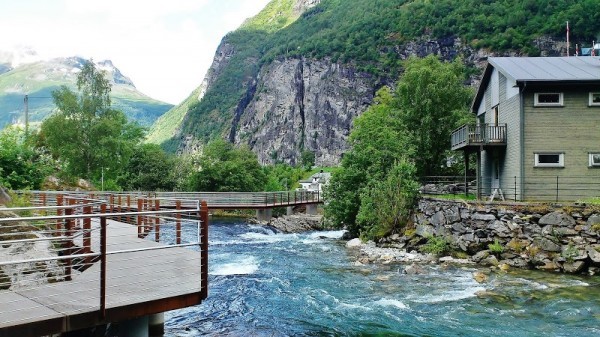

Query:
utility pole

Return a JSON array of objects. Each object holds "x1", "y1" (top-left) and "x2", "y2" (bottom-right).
[{"x1": 24, "y1": 94, "x2": 29, "y2": 138}]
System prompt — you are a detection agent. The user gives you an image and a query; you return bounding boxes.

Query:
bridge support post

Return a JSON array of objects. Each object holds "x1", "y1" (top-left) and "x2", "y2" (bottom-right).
[
  {"x1": 256, "y1": 208, "x2": 272, "y2": 222},
  {"x1": 306, "y1": 204, "x2": 318, "y2": 215},
  {"x1": 148, "y1": 312, "x2": 165, "y2": 337},
  {"x1": 286, "y1": 206, "x2": 294, "y2": 216}
]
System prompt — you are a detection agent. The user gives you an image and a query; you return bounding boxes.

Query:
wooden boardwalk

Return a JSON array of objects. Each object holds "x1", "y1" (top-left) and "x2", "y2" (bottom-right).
[{"x1": 0, "y1": 207, "x2": 207, "y2": 337}]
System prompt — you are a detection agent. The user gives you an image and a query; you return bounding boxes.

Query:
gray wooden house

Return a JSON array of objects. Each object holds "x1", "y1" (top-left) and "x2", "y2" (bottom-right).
[{"x1": 451, "y1": 57, "x2": 600, "y2": 201}]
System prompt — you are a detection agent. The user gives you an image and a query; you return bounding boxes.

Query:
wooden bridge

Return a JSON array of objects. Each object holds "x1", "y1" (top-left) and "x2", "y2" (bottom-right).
[{"x1": 0, "y1": 191, "x2": 323, "y2": 337}]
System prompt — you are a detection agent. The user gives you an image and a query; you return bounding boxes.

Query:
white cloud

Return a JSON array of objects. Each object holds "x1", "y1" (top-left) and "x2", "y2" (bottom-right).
[{"x1": 1, "y1": 0, "x2": 272, "y2": 104}]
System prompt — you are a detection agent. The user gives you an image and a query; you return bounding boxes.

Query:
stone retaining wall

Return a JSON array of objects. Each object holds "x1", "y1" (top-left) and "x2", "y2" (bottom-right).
[{"x1": 407, "y1": 198, "x2": 600, "y2": 274}]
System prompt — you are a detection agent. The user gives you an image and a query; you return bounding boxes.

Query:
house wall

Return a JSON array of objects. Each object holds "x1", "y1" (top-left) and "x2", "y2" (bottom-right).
[
  {"x1": 476, "y1": 70, "x2": 521, "y2": 200},
  {"x1": 523, "y1": 87, "x2": 600, "y2": 200},
  {"x1": 498, "y1": 73, "x2": 522, "y2": 200}
]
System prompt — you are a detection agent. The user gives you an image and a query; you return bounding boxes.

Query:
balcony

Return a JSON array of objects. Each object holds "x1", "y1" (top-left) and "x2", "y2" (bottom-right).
[{"x1": 451, "y1": 123, "x2": 507, "y2": 151}]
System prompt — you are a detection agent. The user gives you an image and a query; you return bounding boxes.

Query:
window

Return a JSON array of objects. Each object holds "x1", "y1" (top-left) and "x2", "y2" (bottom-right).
[
  {"x1": 534, "y1": 153, "x2": 564, "y2": 167},
  {"x1": 589, "y1": 93, "x2": 600, "y2": 106},
  {"x1": 589, "y1": 153, "x2": 600, "y2": 167},
  {"x1": 534, "y1": 93, "x2": 563, "y2": 107}
]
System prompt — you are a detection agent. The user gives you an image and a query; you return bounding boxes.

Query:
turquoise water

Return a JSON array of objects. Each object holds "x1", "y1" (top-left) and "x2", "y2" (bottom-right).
[{"x1": 165, "y1": 218, "x2": 600, "y2": 336}]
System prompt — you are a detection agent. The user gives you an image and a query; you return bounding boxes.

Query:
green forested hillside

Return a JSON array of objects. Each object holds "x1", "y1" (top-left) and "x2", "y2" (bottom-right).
[{"x1": 154, "y1": 0, "x2": 600, "y2": 151}]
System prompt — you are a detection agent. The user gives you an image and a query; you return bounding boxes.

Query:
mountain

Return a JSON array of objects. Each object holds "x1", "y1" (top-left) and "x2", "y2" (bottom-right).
[
  {"x1": 149, "y1": 0, "x2": 600, "y2": 165},
  {"x1": 0, "y1": 53, "x2": 173, "y2": 129}
]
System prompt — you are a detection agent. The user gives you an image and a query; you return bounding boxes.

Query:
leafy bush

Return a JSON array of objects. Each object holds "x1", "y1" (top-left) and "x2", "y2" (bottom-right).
[
  {"x1": 421, "y1": 236, "x2": 452, "y2": 256},
  {"x1": 357, "y1": 159, "x2": 419, "y2": 241}
]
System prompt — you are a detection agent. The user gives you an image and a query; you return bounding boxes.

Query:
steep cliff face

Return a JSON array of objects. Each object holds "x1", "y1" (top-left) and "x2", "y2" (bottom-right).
[{"x1": 233, "y1": 58, "x2": 374, "y2": 166}]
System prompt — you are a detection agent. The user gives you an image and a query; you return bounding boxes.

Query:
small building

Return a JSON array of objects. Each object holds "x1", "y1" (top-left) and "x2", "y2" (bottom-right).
[
  {"x1": 298, "y1": 171, "x2": 331, "y2": 192},
  {"x1": 451, "y1": 56, "x2": 600, "y2": 201}
]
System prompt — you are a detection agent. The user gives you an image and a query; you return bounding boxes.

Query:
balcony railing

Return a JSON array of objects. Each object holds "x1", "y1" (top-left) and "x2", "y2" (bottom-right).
[{"x1": 451, "y1": 123, "x2": 507, "y2": 150}]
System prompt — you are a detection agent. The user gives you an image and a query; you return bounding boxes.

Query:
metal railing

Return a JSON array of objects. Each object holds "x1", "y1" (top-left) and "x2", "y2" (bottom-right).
[
  {"x1": 451, "y1": 123, "x2": 507, "y2": 150},
  {"x1": 421, "y1": 175, "x2": 600, "y2": 202},
  {"x1": 21, "y1": 190, "x2": 322, "y2": 210},
  {"x1": 0, "y1": 194, "x2": 208, "y2": 334}
]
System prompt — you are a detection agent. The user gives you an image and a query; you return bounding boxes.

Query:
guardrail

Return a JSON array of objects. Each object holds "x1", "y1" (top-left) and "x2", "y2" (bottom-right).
[
  {"x1": 451, "y1": 123, "x2": 507, "y2": 150},
  {"x1": 0, "y1": 194, "x2": 208, "y2": 331},
  {"x1": 421, "y1": 175, "x2": 600, "y2": 202},
  {"x1": 20, "y1": 190, "x2": 322, "y2": 210}
]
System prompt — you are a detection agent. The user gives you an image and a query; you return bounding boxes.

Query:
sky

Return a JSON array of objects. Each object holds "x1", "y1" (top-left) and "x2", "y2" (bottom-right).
[{"x1": 0, "y1": 0, "x2": 272, "y2": 104}]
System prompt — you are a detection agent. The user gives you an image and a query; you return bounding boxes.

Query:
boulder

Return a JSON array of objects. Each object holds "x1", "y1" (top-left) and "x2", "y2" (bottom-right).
[
  {"x1": 537, "y1": 260, "x2": 560, "y2": 271},
  {"x1": 505, "y1": 258, "x2": 529, "y2": 269},
  {"x1": 536, "y1": 238, "x2": 562, "y2": 252},
  {"x1": 415, "y1": 224, "x2": 435, "y2": 237},
  {"x1": 487, "y1": 220, "x2": 510, "y2": 237},
  {"x1": 586, "y1": 246, "x2": 600, "y2": 263},
  {"x1": 471, "y1": 250, "x2": 490, "y2": 263},
  {"x1": 538, "y1": 212, "x2": 576, "y2": 227},
  {"x1": 346, "y1": 238, "x2": 362, "y2": 248},
  {"x1": 431, "y1": 211, "x2": 447, "y2": 226},
  {"x1": 481, "y1": 255, "x2": 499, "y2": 267},
  {"x1": 562, "y1": 261, "x2": 586, "y2": 273},
  {"x1": 587, "y1": 215, "x2": 600, "y2": 227},
  {"x1": 472, "y1": 213, "x2": 497, "y2": 221}
]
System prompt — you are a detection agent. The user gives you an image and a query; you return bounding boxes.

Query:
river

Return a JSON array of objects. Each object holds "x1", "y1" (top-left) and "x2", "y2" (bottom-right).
[{"x1": 163, "y1": 217, "x2": 600, "y2": 336}]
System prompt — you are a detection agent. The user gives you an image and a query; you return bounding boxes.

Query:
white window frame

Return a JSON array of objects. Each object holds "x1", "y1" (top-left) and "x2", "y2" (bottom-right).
[
  {"x1": 589, "y1": 153, "x2": 600, "y2": 167},
  {"x1": 589, "y1": 93, "x2": 600, "y2": 106},
  {"x1": 534, "y1": 153, "x2": 564, "y2": 168},
  {"x1": 534, "y1": 93, "x2": 563, "y2": 107}
]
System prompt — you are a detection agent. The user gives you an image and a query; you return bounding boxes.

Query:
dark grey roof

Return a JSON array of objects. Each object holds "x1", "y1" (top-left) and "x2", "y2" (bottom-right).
[
  {"x1": 489, "y1": 56, "x2": 600, "y2": 82},
  {"x1": 471, "y1": 56, "x2": 600, "y2": 113}
]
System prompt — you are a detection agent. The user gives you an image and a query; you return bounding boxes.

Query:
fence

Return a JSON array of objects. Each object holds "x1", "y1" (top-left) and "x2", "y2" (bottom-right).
[
  {"x1": 421, "y1": 175, "x2": 600, "y2": 202},
  {"x1": 0, "y1": 193, "x2": 208, "y2": 333}
]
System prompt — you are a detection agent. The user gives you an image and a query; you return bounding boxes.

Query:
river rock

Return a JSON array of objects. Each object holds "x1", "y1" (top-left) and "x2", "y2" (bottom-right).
[
  {"x1": 537, "y1": 260, "x2": 560, "y2": 271},
  {"x1": 268, "y1": 214, "x2": 323, "y2": 233},
  {"x1": 472, "y1": 271, "x2": 488, "y2": 283},
  {"x1": 539, "y1": 212, "x2": 576, "y2": 227},
  {"x1": 562, "y1": 261, "x2": 586, "y2": 273},
  {"x1": 403, "y1": 263, "x2": 425, "y2": 275},
  {"x1": 471, "y1": 250, "x2": 490, "y2": 263},
  {"x1": 346, "y1": 238, "x2": 362, "y2": 248},
  {"x1": 586, "y1": 246, "x2": 600, "y2": 263},
  {"x1": 481, "y1": 255, "x2": 499, "y2": 267}
]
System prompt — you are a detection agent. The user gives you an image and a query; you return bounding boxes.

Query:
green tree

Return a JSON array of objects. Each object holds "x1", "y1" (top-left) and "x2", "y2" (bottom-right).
[
  {"x1": 324, "y1": 87, "x2": 413, "y2": 236},
  {"x1": 40, "y1": 61, "x2": 144, "y2": 182},
  {"x1": 188, "y1": 139, "x2": 266, "y2": 192},
  {"x1": 0, "y1": 126, "x2": 52, "y2": 190},
  {"x1": 118, "y1": 144, "x2": 176, "y2": 191},
  {"x1": 396, "y1": 55, "x2": 472, "y2": 176}
]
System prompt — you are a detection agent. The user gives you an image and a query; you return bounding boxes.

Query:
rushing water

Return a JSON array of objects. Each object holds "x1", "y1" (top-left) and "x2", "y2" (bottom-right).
[{"x1": 163, "y1": 218, "x2": 600, "y2": 336}]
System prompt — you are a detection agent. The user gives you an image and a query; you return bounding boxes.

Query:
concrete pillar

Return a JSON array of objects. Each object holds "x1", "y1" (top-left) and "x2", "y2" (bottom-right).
[
  {"x1": 306, "y1": 204, "x2": 317, "y2": 215},
  {"x1": 286, "y1": 206, "x2": 294, "y2": 216},
  {"x1": 256, "y1": 208, "x2": 272, "y2": 222},
  {"x1": 117, "y1": 316, "x2": 148, "y2": 337},
  {"x1": 149, "y1": 313, "x2": 165, "y2": 337}
]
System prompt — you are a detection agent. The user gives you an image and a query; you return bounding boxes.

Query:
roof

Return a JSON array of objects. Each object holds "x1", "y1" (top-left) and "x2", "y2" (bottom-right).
[{"x1": 472, "y1": 56, "x2": 600, "y2": 113}]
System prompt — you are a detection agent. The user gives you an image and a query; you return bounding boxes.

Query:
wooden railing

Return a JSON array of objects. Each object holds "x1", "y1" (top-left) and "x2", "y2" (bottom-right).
[{"x1": 451, "y1": 123, "x2": 507, "y2": 150}]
